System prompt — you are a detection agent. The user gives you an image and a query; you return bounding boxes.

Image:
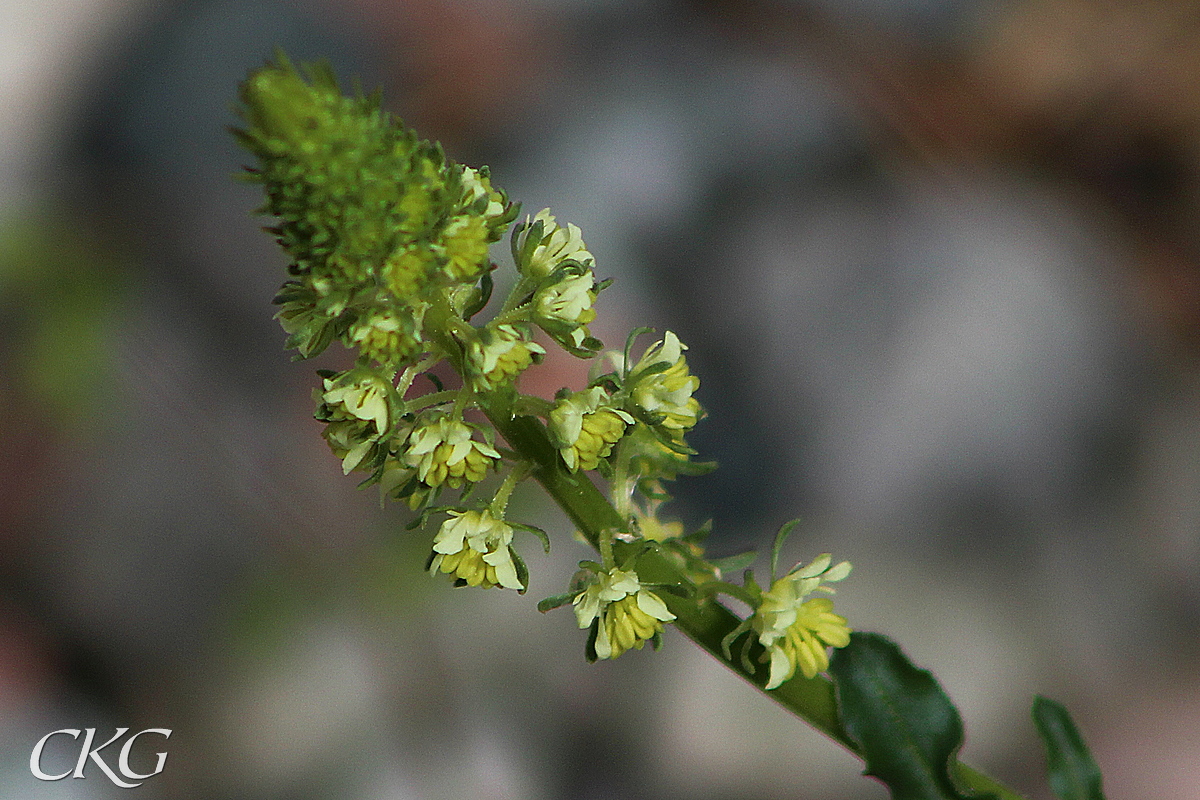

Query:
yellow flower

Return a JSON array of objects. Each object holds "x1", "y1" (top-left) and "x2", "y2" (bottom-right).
[
  {"x1": 549, "y1": 387, "x2": 633, "y2": 471},
  {"x1": 515, "y1": 208, "x2": 593, "y2": 279},
  {"x1": 572, "y1": 568, "x2": 675, "y2": 659},
  {"x1": 430, "y1": 509, "x2": 522, "y2": 590},
  {"x1": 319, "y1": 369, "x2": 391, "y2": 435},
  {"x1": 626, "y1": 331, "x2": 701, "y2": 433},
  {"x1": 772, "y1": 597, "x2": 850, "y2": 683},
  {"x1": 316, "y1": 368, "x2": 400, "y2": 473},
  {"x1": 403, "y1": 417, "x2": 500, "y2": 488},
  {"x1": 321, "y1": 418, "x2": 377, "y2": 474},
  {"x1": 752, "y1": 555, "x2": 852, "y2": 688},
  {"x1": 467, "y1": 324, "x2": 545, "y2": 391},
  {"x1": 535, "y1": 270, "x2": 596, "y2": 328}
]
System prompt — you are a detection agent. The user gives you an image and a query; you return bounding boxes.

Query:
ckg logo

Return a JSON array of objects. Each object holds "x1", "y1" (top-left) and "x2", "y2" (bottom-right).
[{"x1": 30, "y1": 728, "x2": 171, "y2": 788}]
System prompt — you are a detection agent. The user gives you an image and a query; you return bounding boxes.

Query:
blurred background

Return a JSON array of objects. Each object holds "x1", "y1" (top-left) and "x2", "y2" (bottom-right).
[{"x1": 2, "y1": 0, "x2": 1199, "y2": 797}]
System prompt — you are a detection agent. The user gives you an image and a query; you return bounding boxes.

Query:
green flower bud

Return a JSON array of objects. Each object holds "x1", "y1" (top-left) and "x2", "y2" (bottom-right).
[
  {"x1": 238, "y1": 56, "x2": 493, "y2": 372},
  {"x1": 348, "y1": 307, "x2": 422, "y2": 368},
  {"x1": 274, "y1": 280, "x2": 336, "y2": 359},
  {"x1": 458, "y1": 165, "x2": 515, "y2": 241},
  {"x1": 437, "y1": 215, "x2": 490, "y2": 282},
  {"x1": 382, "y1": 245, "x2": 433, "y2": 301}
]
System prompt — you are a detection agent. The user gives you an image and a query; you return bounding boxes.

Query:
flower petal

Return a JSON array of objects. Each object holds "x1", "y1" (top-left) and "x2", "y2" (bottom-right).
[{"x1": 635, "y1": 589, "x2": 676, "y2": 622}]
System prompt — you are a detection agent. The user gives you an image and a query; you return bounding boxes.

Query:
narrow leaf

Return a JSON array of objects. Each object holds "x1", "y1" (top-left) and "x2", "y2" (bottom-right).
[
  {"x1": 622, "y1": 326, "x2": 654, "y2": 377},
  {"x1": 462, "y1": 270, "x2": 493, "y2": 320},
  {"x1": 537, "y1": 592, "x2": 576, "y2": 613},
  {"x1": 711, "y1": 550, "x2": 757, "y2": 577},
  {"x1": 1032, "y1": 696, "x2": 1106, "y2": 800},
  {"x1": 770, "y1": 519, "x2": 802, "y2": 582},
  {"x1": 511, "y1": 549, "x2": 529, "y2": 595},
  {"x1": 830, "y1": 632, "x2": 996, "y2": 800},
  {"x1": 511, "y1": 522, "x2": 551, "y2": 553}
]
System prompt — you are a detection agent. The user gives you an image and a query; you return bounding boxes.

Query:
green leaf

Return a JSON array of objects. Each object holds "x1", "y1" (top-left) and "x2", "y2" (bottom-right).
[
  {"x1": 510, "y1": 522, "x2": 551, "y2": 553},
  {"x1": 643, "y1": 582, "x2": 691, "y2": 599},
  {"x1": 711, "y1": 550, "x2": 757, "y2": 577},
  {"x1": 769, "y1": 519, "x2": 802, "y2": 582},
  {"x1": 405, "y1": 504, "x2": 457, "y2": 531},
  {"x1": 622, "y1": 326, "x2": 655, "y2": 378},
  {"x1": 1033, "y1": 696, "x2": 1106, "y2": 800},
  {"x1": 641, "y1": 420, "x2": 699, "y2": 455},
  {"x1": 584, "y1": 619, "x2": 600, "y2": 663},
  {"x1": 830, "y1": 632, "x2": 996, "y2": 800},
  {"x1": 537, "y1": 592, "x2": 576, "y2": 613},
  {"x1": 511, "y1": 549, "x2": 529, "y2": 595},
  {"x1": 697, "y1": 579, "x2": 757, "y2": 607},
  {"x1": 461, "y1": 270, "x2": 493, "y2": 320}
]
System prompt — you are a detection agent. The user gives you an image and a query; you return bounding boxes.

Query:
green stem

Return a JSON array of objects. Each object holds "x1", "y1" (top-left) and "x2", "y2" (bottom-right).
[
  {"x1": 609, "y1": 434, "x2": 635, "y2": 519},
  {"x1": 513, "y1": 393, "x2": 553, "y2": 418},
  {"x1": 499, "y1": 276, "x2": 534, "y2": 315},
  {"x1": 598, "y1": 527, "x2": 616, "y2": 570},
  {"x1": 489, "y1": 461, "x2": 531, "y2": 517},
  {"x1": 490, "y1": 305, "x2": 533, "y2": 327},
  {"x1": 397, "y1": 355, "x2": 441, "y2": 398},
  {"x1": 403, "y1": 390, "x2": 458, "y2": 414},
  {"x1": 478, "y1": 397, "x2": 1027, "y2": 800}
]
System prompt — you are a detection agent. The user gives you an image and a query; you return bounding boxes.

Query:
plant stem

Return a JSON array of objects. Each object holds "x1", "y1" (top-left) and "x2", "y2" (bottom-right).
[{"x1": 479, "y1": 399, "x2": 1028, "y2": 800}]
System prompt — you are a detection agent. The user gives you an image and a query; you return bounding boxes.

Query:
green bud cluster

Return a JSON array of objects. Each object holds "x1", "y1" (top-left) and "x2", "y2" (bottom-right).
[{"x1": 236, "y1": 53, "x2": 517, "y2": 368}]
